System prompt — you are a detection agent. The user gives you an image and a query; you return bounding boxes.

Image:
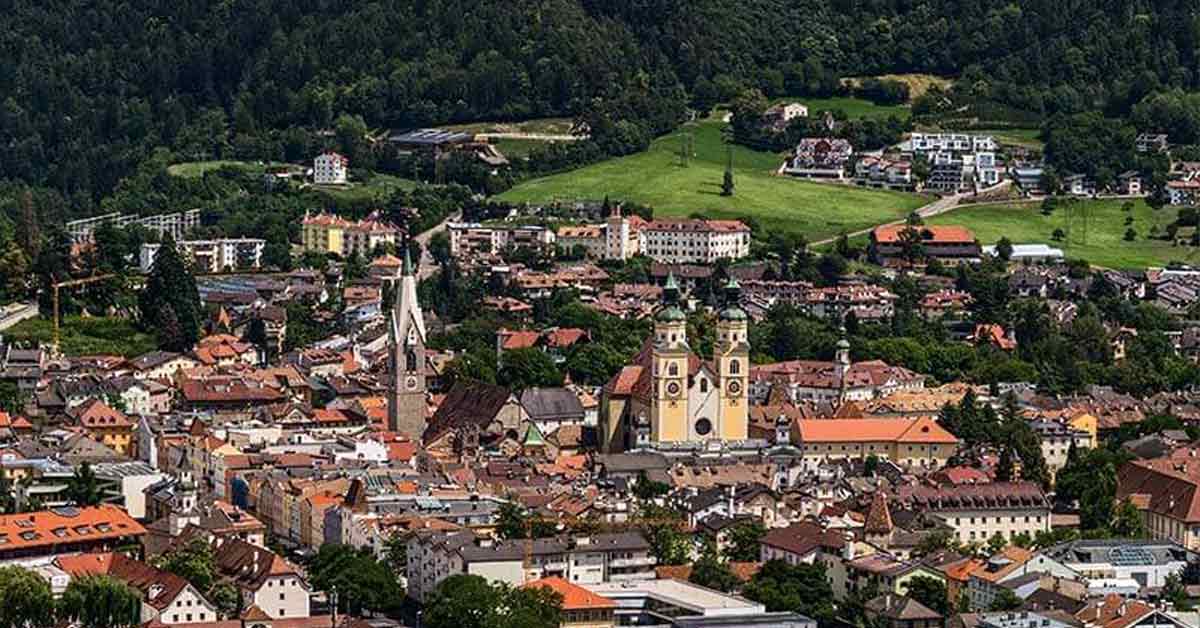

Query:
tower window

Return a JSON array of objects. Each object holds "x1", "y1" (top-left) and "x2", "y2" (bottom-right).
[
  {"x1": 700, "y1": 379, "x2": 708, "y2": 393},
  {"x1": 730, "y1": 359, "x2": 740, "y2": 375},
  {"x1": 406, "y1": 350, "x2": 418, "y2": 371},
  {"x1": 668, "y1": 363, "x2": 679, "y2": 377}
]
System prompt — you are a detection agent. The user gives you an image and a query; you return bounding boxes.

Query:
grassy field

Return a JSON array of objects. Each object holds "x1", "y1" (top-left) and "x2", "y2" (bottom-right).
[
  {"x1": 842, "y1": 73, "x2": 954, "y2": 99},
  {"x1": 444, "y1": 117, "x2": 575, "y2": 135},
  {"x1": 310, "y1": 173, "x2": 417, "y2": 203},
  {"x1": 167, "y1": 160, "x2": 293, "y2": 178},
  {"x1": 927, "y1": 199, "x2": 1187, "y2": 269},
  {"x1": 499, "y1": 115, "x2": 928, "y2": 242},
  {"x1": 775, "y1": 96, "x2": 910, "y2": 120},
  {"x1": 6, "y1": 316, "x2": 156, "y2": 357}
]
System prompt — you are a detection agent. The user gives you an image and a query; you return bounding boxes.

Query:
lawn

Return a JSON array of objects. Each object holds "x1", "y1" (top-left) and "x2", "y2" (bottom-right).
[
  {"x1": 776, "y1": 96, "x2": 911, "y2": 120},
  {"x1": 842, "y1": 73, "x2": 954, "y2": 99},
  {"x1": 6, "y1": 316, "x2": 157, "y2": 357},
  {"x1": 927, "y1": 199, "x2": 1187, "y2": 269},
  {"x1": 965, "y1": 128, "x2": 1043, "y2": 150},
  {"x1": 310, "y1": 173, "x2": 417, "y2": 203},
  {"x1": 167, "y1": 160, "x2": 292, "y2": 178},
  {"x1": 498, "y1": 116, "x2": 928, "y2": 242},
  {"x1": 444, "y1": 117, "x2": 575, "y2": 136}
]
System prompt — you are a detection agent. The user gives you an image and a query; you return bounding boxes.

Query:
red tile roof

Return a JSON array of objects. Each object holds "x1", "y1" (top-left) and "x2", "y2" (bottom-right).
[
  {"x1": 0, "y1": 505, "x2": 146, "y2": 555},
  {"x1": 873, "y1": 224, "x2": 976, "y2": 244},
  {"x1": 524, "y1": 577, "x2": 615, "y2": 610}
]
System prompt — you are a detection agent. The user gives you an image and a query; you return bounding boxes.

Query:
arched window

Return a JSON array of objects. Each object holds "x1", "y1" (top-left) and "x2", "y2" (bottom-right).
[
  {"x1": 406, "y1": 350, "x2": 418, "y2": 371},
  {"x1": 730, "y1": 359, "x2": 740, "y2": 375},
  {"x1": 668, "y1": 362, "x2": 679, "y2": 377}
]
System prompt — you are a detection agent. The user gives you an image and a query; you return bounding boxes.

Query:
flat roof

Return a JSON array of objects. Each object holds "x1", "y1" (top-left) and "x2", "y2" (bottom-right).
[
  {"x1": 388, "y1": 128, "x2": 473, "y2": 145},
  {"x1": 590, "y1": 579, "x2": 765, "y2": 617}
]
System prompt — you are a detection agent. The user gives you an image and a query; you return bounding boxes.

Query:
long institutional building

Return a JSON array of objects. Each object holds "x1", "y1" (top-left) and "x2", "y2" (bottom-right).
[{"x1": 448, "y1": 206, "x2": 751, "y2": 264}]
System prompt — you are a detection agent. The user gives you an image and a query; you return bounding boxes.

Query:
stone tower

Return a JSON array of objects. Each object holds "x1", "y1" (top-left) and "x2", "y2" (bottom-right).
[
  {"x1": 651, "y1": 273, "x2": 689, "y2": 443},
  {"x1": 387, "y1": 247, "x2": 427, "y2": 440},
  {"x1": 715, "y1": 277, "x2": 749, "y2": 441},
  {"x1": 605, "y1": 203, "x2": 631, "y2": 261}
]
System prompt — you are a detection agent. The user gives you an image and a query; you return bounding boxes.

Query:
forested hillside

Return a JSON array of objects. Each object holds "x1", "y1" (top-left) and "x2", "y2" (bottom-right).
[{"x1": 1, "y1": 0, "x2": 1198, "y2": 206}]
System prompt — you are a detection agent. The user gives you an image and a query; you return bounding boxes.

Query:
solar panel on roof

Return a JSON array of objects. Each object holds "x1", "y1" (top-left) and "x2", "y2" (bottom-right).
[{"x1": 1108, "y1": 546, "x2": 1155, "y2": 566}]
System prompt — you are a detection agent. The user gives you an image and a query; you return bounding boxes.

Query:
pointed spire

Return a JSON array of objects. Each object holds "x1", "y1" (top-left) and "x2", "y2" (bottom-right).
[
  {"x1": 402, "y1": 242, "x2": 414, "y2": 276},
  {"x1": 865, "y1": 491, "x2": 894, "y2": 536},
  {"x1": 664, "y1": 272, "x2": 680, "y2": 301}
]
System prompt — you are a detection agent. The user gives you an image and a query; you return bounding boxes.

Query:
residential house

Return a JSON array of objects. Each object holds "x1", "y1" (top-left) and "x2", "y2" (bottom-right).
[
  {"x1": 870, "y1": 225, "x2": 982, "y2": 267},
  {"x1": 68, "y1": 399, "x2": 135, "y2": 457},
  {"x1": 783, "y1": 138, "x2": 853, "y2": 180},
  {"x1": 793, "y1": 418, "x2": 958, "y2": 472}
]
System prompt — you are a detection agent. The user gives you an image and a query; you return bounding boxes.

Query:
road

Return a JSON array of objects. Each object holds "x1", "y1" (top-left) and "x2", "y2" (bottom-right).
[
  {"x1": 810, "y1": 191, "x2": 968, "y2": 246},
  {"x1": 414, "y1": 211, "x2": 460, "y2": 280}
]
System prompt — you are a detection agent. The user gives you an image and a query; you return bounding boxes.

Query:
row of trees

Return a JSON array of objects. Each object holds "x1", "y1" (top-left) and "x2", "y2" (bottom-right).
[{"x1": 0, "y1": 566, "x2": 140, "y2": 628}]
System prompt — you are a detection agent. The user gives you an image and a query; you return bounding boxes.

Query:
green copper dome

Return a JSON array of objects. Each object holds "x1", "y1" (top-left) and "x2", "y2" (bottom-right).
[
  {"x1": 657, "y1": 272, "x2": 686, "y2": 322},
  {"x1": 718, "y1": 276, "x2": 746, "y2": 321}
]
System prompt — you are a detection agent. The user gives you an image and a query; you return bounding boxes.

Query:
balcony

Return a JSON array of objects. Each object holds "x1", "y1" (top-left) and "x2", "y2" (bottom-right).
[{"x1": 610, "y1": 556, "x2": 657, "y2": 568}]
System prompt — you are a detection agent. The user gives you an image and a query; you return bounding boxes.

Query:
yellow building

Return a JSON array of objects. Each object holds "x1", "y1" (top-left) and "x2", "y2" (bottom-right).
[
  {"x1": 68, "y1": 399, "x2": 134, "y2": 457},
  {"x1": 793, "y1": 417, "x2": 959, "y2": 472},
  {"x1": 301, "y1": 210, "x2": 399, "y2": 258},
  {"x1": 600, "y1": 275, "x2": 749, "y2": 452}
]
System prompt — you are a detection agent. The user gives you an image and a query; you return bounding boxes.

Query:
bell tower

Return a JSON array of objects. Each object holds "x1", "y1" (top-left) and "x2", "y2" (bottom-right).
[
  {"x1": 651, "y1": 274, "x2": 689, "y2": 443},
  {"x1": 715, "y1": 278, "x2": 749, "y2": 441},
  {"x1": 388, "y1": 246, "x2": 427, "y2": 440}
]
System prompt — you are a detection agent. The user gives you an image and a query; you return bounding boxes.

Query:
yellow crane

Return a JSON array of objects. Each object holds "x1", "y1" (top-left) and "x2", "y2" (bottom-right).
[{"x1": 51, "y1": 273, "x2": 117, "y2": 348}]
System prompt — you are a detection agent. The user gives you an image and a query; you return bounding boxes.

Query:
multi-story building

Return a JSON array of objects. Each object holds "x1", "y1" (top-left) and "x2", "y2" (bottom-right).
[
  {"x1": 749, "y1": 342, "x2": 926, "y2": 406},
  {"x1": 893, "y1": 482, "x2": 1052, "y2": 546},
  {"x1": 908, "y1": 133, "x2": 996, "y2": 155},
  {"x1": 783, "y1": 138, "x2": 853, "y2": 179},
  {"x1": 1029, "y1": 420, "x2": 1093, "y2": 481},
  {"x1": 600, "y1": 276, "x2": 750, "y2": 452},
  {"x1": 556, "y1": 225, "x2": 606, "y2": 258},
  {"x1": 405, "y1": 531, "x2": 655, "y2": 603},
  {"x1": 313, "y1": 151, "x2": 348, "y2": 185},
  {"x1": 1041, "y1": 539, "x2": 1197, "y2": 592},
  {"x1": 855, "y1": 156, "x2": 914, "y2": 190},
  {"x1": 0, "y1": 505, "x2": 147, "y2": 560},
  {"x1": 792, "y1": 418, "x2": 958, "y2": 472},
  {"x1": 870, "y1": 224, "x2": 982, "y2": 267},
  {"x1": 447, "y1": 223, "x2": 556, "y2": 257},
  {"x1": 140, "y1": 238, "x2": 265, "y2": 273},
  {"x1": 1117, "y1": 450, "x2": 1200, "y2": 550},
  {"x1": 301, "y1": 211, "x2": 400, "y2": 257},
  {"x1": 638, "y1": 219, "x2": 750, "y2": 264},
  {"x1": 66, "y1": 209, "x2": 201, "y2": 244}
]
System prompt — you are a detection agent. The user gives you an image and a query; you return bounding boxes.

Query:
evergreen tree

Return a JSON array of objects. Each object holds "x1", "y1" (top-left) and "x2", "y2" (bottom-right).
[
  {"x1": 138, "y1": 235, "x2": 201, "y2": 351},
  {"x1": 721, "y1": 146, "x2": 735, "y2": 196}
]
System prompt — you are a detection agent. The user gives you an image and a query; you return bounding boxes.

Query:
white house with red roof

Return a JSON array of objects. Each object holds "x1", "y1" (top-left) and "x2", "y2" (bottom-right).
[{"x1": 312, "y1": 151, "x2": 348, "y2": 185}]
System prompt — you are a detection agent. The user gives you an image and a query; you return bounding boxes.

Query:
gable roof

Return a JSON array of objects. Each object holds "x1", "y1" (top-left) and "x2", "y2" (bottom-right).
[
  {"x1": 520, "y1": 388, "x2": 584, "y2": 420},
  {"x1": 423, "y1": 380, "x2": 514, "y2": 443},
  {"x1": 524, "y1": 577, "x2": 615, "y2": 610},
  {"x1": 69, "y1": 399, "x2": 133, "y2": 429}
]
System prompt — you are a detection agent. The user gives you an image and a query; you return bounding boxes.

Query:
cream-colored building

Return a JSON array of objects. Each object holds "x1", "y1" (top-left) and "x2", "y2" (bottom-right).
[
  {"x1": 792, "y1": 417, "x2": 958, "y2": 472},
  {"x1": 600, "y1": 275, "x2": 749, "y2": 452},
  {"x1": 1118, "y1": 453, "x2": 1200, "y2": 550},
  {"x1": 1030, "y1": 419, "x2": 1093, "y2": 481},
  {"x1": 893, "y1": 481, "x2": 1052, "y2": 546},
  {"x1": 639, "y1": 219, "x2": 750, "y2": 264},
  {"x1": 405, "y1": 531, "x2": 654, "y2": 603}
]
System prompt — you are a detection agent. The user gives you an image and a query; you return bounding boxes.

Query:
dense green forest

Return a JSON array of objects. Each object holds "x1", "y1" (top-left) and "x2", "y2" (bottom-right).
[{"x1": 1, "y1": 0, "x2": 1199, "y2": 211}]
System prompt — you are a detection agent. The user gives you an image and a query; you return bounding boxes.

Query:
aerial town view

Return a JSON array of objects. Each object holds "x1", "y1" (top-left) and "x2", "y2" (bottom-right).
[{"x1": 4, "y1": 2, "x2": 1200, "y2": 628}]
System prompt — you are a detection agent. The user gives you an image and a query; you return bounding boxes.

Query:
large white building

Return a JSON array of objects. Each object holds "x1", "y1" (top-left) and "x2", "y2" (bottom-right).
[
  {"x1": 313, "y1": 151, "x2": 348, "y2": 185},
  {"x1": 908, "y1": 133, "x2": 996, "y2": 154},
  {"x1": 140, "y1": 238, "x2": 266, "y2": 273},
  {"x1": 405, "y1": 530, "x2": 655, "y2": 602},
  {"x1": 638, "y1": 219, "x2": 750, "y2": 264}
]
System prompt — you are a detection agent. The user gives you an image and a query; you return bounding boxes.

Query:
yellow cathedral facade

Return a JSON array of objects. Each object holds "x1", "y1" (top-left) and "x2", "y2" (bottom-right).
[{"x1": 600, "y1": 274, "x2": 749, "y2": 452}]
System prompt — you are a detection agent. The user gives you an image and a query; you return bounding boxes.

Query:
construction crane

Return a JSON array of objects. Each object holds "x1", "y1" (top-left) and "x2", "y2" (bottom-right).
[{"x1": 51, "y1": 273, "x2": 117, "y2": 348}]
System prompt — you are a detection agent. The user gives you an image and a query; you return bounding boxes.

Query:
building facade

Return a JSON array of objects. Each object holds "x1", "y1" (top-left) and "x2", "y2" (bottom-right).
[
  {"x1": 638, "y1": 219, "x2": 750, "y2": 264},
  {"x1": 313, "y1": 151, "x2": 349, "y2": 185},
  {"x1": 140, "y1": 238, "x2": 266, "y2": 274}
]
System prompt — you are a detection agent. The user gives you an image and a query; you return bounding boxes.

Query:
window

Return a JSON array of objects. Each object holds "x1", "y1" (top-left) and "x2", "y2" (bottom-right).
[
  {"x1": 700, "y1": 379, "x2": 708, "y2": 393},
  {"x1": 186, "y1": 614, "x2": 192, "y2": 622},
  {"x1": 668, "y1": 363, "x2": 679, "y2": 377},
  {"x1": 280, "y1": 593, "x2": 286, "y2": 601},
  {"x1": 730, "y1": 359, "x2": 740, "y2": 375}
]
